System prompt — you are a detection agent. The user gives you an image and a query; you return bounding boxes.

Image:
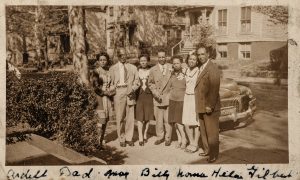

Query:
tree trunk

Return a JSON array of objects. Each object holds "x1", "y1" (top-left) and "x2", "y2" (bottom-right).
[
  {"x1": 34, "y1": 6, "x2": 42, "y2": 70},
  {"x1": 34, "y1": 6, "x2": 48, "y2": 71},
  {"x1": 68, "y1": 6, "x2": 89, "y2": 85}
]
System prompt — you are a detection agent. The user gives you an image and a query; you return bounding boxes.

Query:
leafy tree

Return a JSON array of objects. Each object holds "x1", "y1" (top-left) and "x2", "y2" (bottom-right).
[
  {"x1": 252, "y1": 6, "x2": 288, "y2": 25},
  {"x1": 190, "y1": 22, "x2": 216, "y2": 59},
  {"x1": 6, "y1": 6, "x2": 68, "y2": 69}
]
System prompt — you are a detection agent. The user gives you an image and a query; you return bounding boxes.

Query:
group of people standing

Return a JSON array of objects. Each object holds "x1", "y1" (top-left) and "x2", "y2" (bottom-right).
[{"x1": 91, "y1": 46, "x2": 221, "y2": 163}]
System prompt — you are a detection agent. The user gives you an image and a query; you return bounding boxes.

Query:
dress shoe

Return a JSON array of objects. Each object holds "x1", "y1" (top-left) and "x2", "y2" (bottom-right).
[
  {"x1": 139, "y1": 141, "x2": 144, "y2": 146},
  {"x1": 120, "y1": 142, "x2": 126, "y2": 147},
  {"x1": 154, "y1": 139, "x2": 164, "y2": 145},
  {"x1": 125, "y1": 141, "x2": 134, "y2": 146},
  {"x1": 199, "y1": 152, "x2": 209, "y2": 156},
  {"x1": 165, "y1": 140, "x2": 171, "y2": 146},
  {"x1": 207, "y1": 157, "x2": 217, "y2": 163},
  {"x1": 143, "y1": 138, "x2": 148, "y2": 143}
]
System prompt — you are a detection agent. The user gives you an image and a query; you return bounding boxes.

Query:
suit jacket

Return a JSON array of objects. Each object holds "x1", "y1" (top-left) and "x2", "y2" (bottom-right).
[
  {"x1": 195, "y1": 60, "x2": 221, "y2": 113},
  {"x1": 148, "y1": 63, "x2": 172, "y2": 107},
  {"x1": 109, "y1": 62, "x2": 140, "y2": 105}
]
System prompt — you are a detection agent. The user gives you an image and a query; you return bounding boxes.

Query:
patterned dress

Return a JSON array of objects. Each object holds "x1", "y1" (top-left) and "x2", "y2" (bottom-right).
[
  {"x1": 135, "y1": 68, "x2": 154, "y2": 122},
  {"x1": 182, "y1": 67, "x2": 200, "y2": 126}
]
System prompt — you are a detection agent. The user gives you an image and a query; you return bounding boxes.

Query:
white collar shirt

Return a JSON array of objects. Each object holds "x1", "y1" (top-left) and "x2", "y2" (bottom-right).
[{"x1": 118, "y1": 61, "x2": 126, "y2": 85}]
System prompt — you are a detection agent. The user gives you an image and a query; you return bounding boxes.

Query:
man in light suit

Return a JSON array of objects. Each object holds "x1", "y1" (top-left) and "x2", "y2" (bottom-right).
[
  {"x1": 148, "y1": 50, "x2": 173, "y2": 146},
  {"x1": 194, "y1": 46, "x2": 221, "y2": 163},
  {"x1": 109, "y1": 48, "x2": 140, "y2": 147}
]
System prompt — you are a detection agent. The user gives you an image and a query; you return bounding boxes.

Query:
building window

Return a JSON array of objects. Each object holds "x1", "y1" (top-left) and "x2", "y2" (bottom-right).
[
  {"x1": 109, "y1": 7, "x2": 114, "y2": 17},
  {"x1": 241, "y1": 7, "x2": 251, "y2": 33},
  {"x1": 166, "y1": 30, "x2": 171, "y2": 39},
  {"x1": 218, "y1": 43, "x2": 228, "y2": 59},
  {"x1": 109, "y1": 31, "x2": 114, "y2": 48},
  {"x1": 176, "y1": 29, "x2": 182, "y2": 39},
  {"x1": 128, "y1": 7, "x2": 134, "y2": 14},
  {"x1": 218, "y1": 9, "x2": 227, "y2": 34},
  {"x1": 239, "y1": 42, "x2": 251, "y2": 59},
  {"x1": 120, "y1": 7, "x2": 125, "y2": 16}
]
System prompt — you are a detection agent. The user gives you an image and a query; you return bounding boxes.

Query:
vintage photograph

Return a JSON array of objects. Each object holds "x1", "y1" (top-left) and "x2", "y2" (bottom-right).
[{"x1": 5, "y1": 5, "x2": 288, "y2": 165}]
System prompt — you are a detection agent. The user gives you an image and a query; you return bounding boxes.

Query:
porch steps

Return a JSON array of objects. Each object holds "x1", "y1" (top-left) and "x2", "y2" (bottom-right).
[
  {"x1": 179, "y1": 39, "x2": 196, "y2": 56},
  {"x1": 179, "y1": 47, "x2": 196, "y2": 55}
]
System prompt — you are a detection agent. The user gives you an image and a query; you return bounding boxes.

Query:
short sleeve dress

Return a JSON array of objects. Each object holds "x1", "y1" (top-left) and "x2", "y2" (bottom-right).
[
  {"x1": 168, "y1": 72, "x2": 186, "y2": 124},
  {"x1": 135, "y1": 68, "x2": 154, "y2": 122},
  {"x1": 182, "y1": 67, "x2": 200, "y2": 126}
]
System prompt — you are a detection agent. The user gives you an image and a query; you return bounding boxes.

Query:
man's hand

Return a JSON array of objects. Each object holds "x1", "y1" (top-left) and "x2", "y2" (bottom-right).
[
  {"x1": 154, "y1": 94, "x2": 162, "y2": 103},
  {"x1": 205, "y1": 107, "x2": 213, "y2": 114}
]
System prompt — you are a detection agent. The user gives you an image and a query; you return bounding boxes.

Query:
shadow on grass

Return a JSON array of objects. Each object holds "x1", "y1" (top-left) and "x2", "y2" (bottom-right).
[
  {"x1": 92, "y1": 146, "x2": 128, "y2": 165},
  {"x1": 188, "y1": 146, "x2": 288, "y2": 164}
]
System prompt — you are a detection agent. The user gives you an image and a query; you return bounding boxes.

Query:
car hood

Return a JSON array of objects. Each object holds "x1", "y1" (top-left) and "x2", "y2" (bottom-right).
[{"x1": 220, "y1": 78, "x2": 252, "y2": 99}]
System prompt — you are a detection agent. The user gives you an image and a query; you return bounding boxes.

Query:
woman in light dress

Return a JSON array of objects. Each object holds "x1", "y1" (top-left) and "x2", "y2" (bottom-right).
[{"x1": 182, "y1": 52, "x2": 201, "y2": 153}]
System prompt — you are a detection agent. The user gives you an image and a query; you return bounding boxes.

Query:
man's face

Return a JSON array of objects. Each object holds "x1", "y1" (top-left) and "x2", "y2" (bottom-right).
[
  {"x1": 118, "y1": 49, "x2": 127, "y2": 63},
  {"x1": 157, "y1": 52, "x2": 166, "y2": 65},
  {"x1": 197, "y1": 48, "x2": 209, "y2": 64}
]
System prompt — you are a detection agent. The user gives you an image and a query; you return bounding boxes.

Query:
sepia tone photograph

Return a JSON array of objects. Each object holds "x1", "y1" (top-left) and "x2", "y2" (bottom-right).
[{"x1": 5, "y1": 4, "x2": 288, "y2": 166}]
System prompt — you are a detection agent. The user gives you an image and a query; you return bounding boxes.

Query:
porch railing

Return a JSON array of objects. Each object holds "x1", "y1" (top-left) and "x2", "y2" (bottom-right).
[{"x1": 171, "y1": 39, "x2": 184, "y2": 56}]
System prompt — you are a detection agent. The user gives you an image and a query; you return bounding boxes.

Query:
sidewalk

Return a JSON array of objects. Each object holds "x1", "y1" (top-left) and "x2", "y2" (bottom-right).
[{"x1": 95, "y1": 111, "x2": 288, "y2": 165}]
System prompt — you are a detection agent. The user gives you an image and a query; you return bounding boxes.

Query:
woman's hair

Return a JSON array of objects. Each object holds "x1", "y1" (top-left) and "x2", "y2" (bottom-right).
[
  {"x1": 171, "y1": 55, "x2": 183, "y2": 63},
  {"x1": 185, "y1": 51, "x2": 200, "y2": 66},
  {"x1": 138, "y1": 54, "x2": 150, "y2": 62},
  {"x1": 96, "y1": 52, "x2": 112, "y2": 67}
]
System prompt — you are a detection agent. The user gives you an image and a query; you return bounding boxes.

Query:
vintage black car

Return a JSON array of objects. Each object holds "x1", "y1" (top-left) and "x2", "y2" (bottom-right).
[{"x1": 219, "y1": 78, "x2": 256, "y2": 125}]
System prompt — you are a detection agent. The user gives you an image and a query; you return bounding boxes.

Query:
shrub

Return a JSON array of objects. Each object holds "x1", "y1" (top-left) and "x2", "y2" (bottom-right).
[{"x1": 6, "y1": 71, "x2": 101, "y2": 153}]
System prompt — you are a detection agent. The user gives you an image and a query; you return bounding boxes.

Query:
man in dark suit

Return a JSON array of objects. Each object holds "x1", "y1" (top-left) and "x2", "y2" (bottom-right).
[{"x1": 194, "y1": 46, "x2": 221, "y2": 163}]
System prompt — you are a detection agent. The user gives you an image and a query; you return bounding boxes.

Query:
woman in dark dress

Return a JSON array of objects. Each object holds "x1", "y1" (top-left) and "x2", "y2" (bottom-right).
[
  {"x1": 136, "y1": 54, "x2": 154, "y2": 146},
  {"x1": 168, "y1": 55, "x2": 187, "y2": 149}
]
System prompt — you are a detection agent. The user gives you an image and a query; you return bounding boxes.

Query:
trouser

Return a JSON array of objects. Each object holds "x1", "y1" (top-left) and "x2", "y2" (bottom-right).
[
  {"x1": 154, "y1": 106, "x2": 172, "y2": 141},
  {"x1": 114, "y1": 89, "x2": 135, "y2": 143},
  {"x1": 199, "y1": 111, "x2": 220, "y2": 159}
]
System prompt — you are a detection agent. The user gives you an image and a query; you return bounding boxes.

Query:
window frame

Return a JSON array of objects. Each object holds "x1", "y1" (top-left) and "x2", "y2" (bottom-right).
[
  {"x1": 218, "y1": 9, "x2": 228, "y2": 35},
  {"x1": 217, "y1": 43, "x2": 228, "y2": 59},
  {"x1": 109, "y1": 7, "x2": 114, "y2": 17},
  {"x1": 240, "y1": 6, "x2": 252, "y2": 33},
  {"x1": 239, "y1": 42, "x2": 251, "y2": 60}
]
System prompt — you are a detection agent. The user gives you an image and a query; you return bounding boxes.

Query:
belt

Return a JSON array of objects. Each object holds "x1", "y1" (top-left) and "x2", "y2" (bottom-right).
[
  {"x1": 185, "y1": 92, "x2": 195, "y2": 95},
  {"x1": 116, "y1": 84, "x2": 128, "y2": 88}
]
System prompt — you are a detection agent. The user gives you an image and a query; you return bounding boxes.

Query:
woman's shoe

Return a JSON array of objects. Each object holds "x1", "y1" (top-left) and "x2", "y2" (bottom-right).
[
  {"x1": 139, "y1": 141, "x2": 144, "y2": 146},
  {"x1": 185, "y1": 145, "x2": 199, "y2": 153},
  {"x1": 181, "y1": 142, "x2": 187, "y2": 149},
  {"x1": 175, "y1": 142, "x2": 182, "y2": 149}
]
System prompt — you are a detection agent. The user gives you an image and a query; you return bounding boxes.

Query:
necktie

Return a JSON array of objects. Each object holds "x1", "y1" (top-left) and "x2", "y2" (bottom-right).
[
  {"x1": 124, "y1": 63, "x2": 128, "y2": 83},
  {"x1": 162, "y1": 65, "x2": 166, "y2": 76}
]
